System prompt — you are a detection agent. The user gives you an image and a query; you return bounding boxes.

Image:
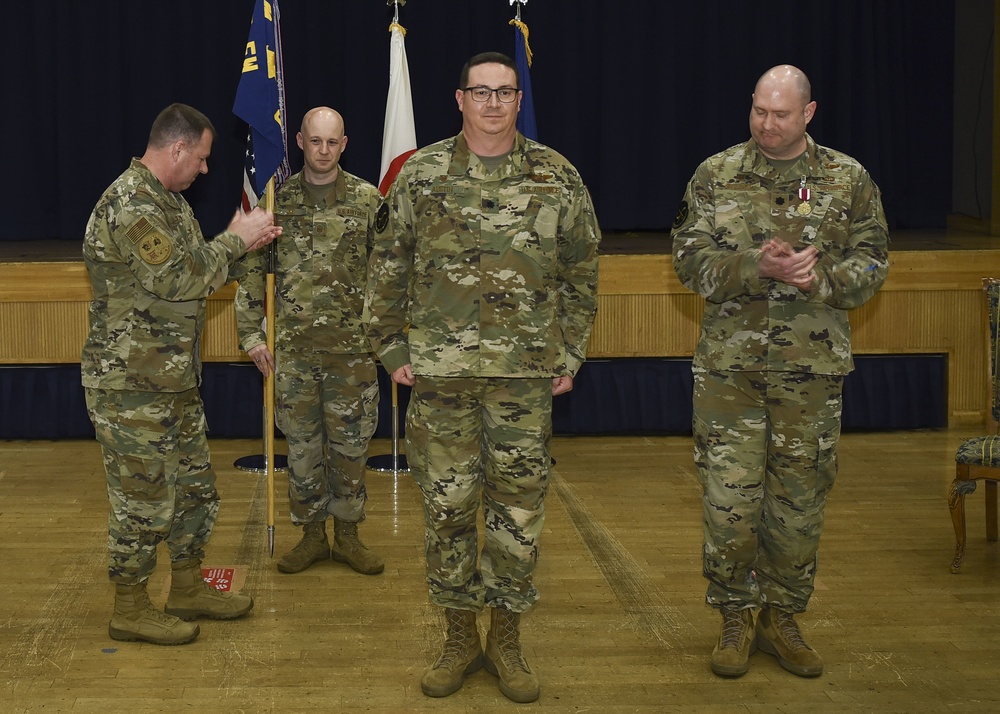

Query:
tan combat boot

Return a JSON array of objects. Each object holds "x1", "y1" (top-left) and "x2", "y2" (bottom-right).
[
  {"x1": 711, "y1": 608, "x2": 757, "y2": 677},
  {"x1": 331, "y1": 519, "x2": 384, "y2": 574},
  {"x1": 756, "y1": 607, "x2": 824, "y2": 677},
  {"x1": 277, "y1": 521, "x2": 330, "y2": 574},
  {"x1": 421, "y1": 608, "x2": 484, "y2": 697},
  {"x1": 109, "y1": 582, "x2": 199, "y2": 645},
  {"x1": 484, "y1": 608, "x2": 540, "y2": 703},
  {"x1": 164, "y1": 559, "x2": 254, "y2": 620}
]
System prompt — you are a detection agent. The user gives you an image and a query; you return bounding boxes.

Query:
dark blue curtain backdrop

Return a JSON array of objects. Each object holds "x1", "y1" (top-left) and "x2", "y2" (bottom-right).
[
  {"x1": 0, "y1": 356, "x2": 947, "y2": 440},
  {"x1": 4, "y1": 1, "x2": 953, "y2": 243}
]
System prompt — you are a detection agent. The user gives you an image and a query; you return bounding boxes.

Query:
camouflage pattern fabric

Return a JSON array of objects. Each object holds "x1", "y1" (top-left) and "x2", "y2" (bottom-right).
[
  {"x1": 234, "y1": 170, "x2": 381, "y2": 523},
  {"x1": 275, "y1": 352, "x2": 378, "y2": 524},
  {"x1": 81, "y1": 158, "x2": 253, "y2": 584},
  {"x1": 82, "y1": 158, "x2": 248, "y2": 392},
  {"x1": 672, "y1": 135, "x2": 888, "y2": 375},
  {"x1": 366, "y1": 131, "x2": 600, "y2": 611},
  {"x1": 672, "y1": 135, "x2": 888, "y2": 612},
  {"x1": 85, "y1": 387, "x2": 219, "y2": 584},
  {"x1": 692, "y1": 368, "x2": 842, "y2": 612},
  {"x1": 405, "y1": 377, "x2": 552, "y2": 613},
  {"x1": 235, "y1": 170, "x2": 380, "y2": 355},
  {"x1": 365, "y1": 131, "x2": 600, "y2": 378}
]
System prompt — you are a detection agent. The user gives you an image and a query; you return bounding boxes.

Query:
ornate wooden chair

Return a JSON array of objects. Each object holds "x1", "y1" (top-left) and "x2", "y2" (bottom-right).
[{"x1": 950, "y1": 278, "x2": 1000, "y2": 572}]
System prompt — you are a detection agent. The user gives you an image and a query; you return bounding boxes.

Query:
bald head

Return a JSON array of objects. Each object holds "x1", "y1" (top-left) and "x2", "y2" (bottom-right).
[
  {"x1": 301, "y1": 106, "x2": 344, "y2": 136},
  {"x1": 754, "y1": 65, "x2": 811, "y2": 106},
  {"x1": 296, "y1": 107, "x2": 348, "y2": 184},
  {"x1": 749, "y1": 64, "x2": 816, "y2": 160}
]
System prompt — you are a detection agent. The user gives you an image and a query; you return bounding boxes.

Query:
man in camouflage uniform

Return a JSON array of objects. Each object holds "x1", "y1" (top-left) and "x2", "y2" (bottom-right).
[
  {"x1": 366, "y1": 52, "x2": 600, "y2": 703},
  {"x1": 671, "y1": 65, "x2": 889, "y2": 678},
  {"x1": 235, "y1": 107, "x2": 383, "y2": 576},
  {"x1": 82, "y1": 103, "x2": 280, "y2": 646}
]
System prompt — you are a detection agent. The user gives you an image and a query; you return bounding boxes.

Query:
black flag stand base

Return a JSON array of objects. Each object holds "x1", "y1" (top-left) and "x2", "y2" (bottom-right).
[
  {"x1": 367, "y1": 380, "x2": 409, "y2": 474},
  {"x1": 234, "y1": 453, "x2": 288, "y2": 474},
  {"x1": 366, "y1": 451, "x2": 408, "y2": 474}
]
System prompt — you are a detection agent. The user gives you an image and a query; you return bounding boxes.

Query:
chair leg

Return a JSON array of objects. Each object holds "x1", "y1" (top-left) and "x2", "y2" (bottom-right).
[
  {"x1": 949, "y1": 474, "x2": 969, "y2": 574},
  {"x1": 987, "y1": 480, "x2": 998, "y2": 542}
]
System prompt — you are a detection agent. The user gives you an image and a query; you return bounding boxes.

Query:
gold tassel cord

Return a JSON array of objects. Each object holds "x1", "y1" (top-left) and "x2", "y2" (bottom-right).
[
  {"x1": 389, "y1": 22, "x2": 406, "y2": 36},
  {"x1": 509, "y1": 19, "x2": 533, "y2": 67}
]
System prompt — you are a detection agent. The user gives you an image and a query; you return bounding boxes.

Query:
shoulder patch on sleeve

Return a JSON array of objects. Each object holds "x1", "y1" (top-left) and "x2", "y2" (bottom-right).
[
  {"x1": 672, "y1": 201, "x2": 689, "y2": 230},
  {"x1": 137, "y1": 232, "x2": 173, "y2": 265},
  {"x1": 375, "y1": 202, "x2": 390, "y2": 233},
  {"x1": 125, "y1": 217, "x2": 153, "y2": 244}
]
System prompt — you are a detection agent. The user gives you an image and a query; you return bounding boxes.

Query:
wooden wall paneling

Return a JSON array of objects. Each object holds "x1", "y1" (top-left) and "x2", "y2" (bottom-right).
[{"x1": 3, "y1": 248, "x2": 1000, "y2": 424}]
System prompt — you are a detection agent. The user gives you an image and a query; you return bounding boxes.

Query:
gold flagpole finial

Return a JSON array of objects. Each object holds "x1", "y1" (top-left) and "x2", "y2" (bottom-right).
[{"x1": 509, "y1": 1, "x2": 532, "y2": 68}]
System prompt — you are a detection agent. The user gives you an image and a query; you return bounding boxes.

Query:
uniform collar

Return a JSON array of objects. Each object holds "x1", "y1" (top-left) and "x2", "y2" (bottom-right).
[
  {"x1": 130, "y1": 157, "x2": 181, "y2": 208},
  {"x1": 447, "y1": 131, "x2": 530, "y2": 178},
  {"x1": 284, "y1": 169, "x2": 346, "y2": 207},
  {"x1": 743, "y1": 133, "x2": 820, "y2": 178}
]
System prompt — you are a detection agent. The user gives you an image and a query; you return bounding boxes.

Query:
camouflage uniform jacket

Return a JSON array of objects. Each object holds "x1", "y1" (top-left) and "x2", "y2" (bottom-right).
[
  {"x1": 81, "y1": 158, "x2": 249, "y2": 392},
  {"x1": 366, "y1": 132, "x2": 600, "y2": 378},
  {"x1": 671, "y1": 134, "x2": 889, "y2": 375},
  {"x1": 235, "y1": 170, "x2": 379, "y2": 355}
]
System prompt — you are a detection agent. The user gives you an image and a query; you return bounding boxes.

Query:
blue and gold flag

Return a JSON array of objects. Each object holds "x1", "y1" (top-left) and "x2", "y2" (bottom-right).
[
  {"x1": 511, "y1": 16, "x2": 537, "y2": 141},
  {"x1": 234, "y1": 0, "x2": 290, "y2": 209}
]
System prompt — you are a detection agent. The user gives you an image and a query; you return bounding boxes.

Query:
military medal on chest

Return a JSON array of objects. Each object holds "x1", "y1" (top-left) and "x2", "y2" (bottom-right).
[{"x1": 797, "y1": 176, "x2": 812, "y2": 215}]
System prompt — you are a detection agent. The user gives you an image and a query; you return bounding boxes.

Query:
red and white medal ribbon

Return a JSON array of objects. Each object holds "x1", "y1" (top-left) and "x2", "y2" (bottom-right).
[{"x1": 797, "y1": 177, "x2": 812, "y2": 215}]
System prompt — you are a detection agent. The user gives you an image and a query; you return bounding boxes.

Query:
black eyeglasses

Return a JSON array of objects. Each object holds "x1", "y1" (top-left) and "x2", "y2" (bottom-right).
[{"x1": 461, "y1": 86, "x2": 519, "y2": 103}]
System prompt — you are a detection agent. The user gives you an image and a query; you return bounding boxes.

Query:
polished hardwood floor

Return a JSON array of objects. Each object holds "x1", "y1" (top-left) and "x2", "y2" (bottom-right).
[{"x1": 1, "y1": 429, "x2": 998, "y2": 713}]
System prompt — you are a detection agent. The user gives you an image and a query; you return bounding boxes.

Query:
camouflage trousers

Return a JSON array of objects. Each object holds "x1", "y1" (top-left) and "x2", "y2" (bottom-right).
[
  {"x1": 692, "y1": 367, "x2": 843, "y2": 613},
  {"x1": 85, "y1": 387, "x2": 219, "y2": 584},
  {"x1": 275, "y1": 352, "x2": 378, "y2": 525},
  {"x1": 405, "y1": 376, "x2": 553, "y2": 613}
]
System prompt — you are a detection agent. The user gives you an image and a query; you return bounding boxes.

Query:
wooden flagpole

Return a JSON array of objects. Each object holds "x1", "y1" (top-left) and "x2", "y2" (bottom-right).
[{"x1": 264, "y1": 177, "x2": 277, "y2": 556}]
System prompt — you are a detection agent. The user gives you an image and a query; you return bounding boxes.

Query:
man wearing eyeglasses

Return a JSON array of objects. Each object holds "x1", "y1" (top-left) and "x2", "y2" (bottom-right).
[{"x1": 366, "y1": 52, "x2": 600, "y2": 703}]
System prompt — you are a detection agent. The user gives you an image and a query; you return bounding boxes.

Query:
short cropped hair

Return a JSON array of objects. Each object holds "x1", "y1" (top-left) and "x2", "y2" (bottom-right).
[
  {"x1": 459, "y1": 52, "x2": 519, "y2": 90},
  {"x1": 148, "y1": 103, "x2": 216, "y2": 149}
]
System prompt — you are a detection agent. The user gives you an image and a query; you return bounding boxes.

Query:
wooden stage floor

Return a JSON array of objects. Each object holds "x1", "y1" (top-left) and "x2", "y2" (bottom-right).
[{"x1": 1, "y1": 430, "x2": 998, "y2": 712}]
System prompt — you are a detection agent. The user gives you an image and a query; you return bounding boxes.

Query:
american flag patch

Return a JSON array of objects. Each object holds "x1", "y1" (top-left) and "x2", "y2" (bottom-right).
[{"x1": 125, "y1": 217, "x2": 152, "y2": 243}]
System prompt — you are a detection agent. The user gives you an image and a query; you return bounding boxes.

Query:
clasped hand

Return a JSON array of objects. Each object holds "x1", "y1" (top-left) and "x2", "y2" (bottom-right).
[{"x1": 758, "y1": 238, "x2": 818, "y2": 291}]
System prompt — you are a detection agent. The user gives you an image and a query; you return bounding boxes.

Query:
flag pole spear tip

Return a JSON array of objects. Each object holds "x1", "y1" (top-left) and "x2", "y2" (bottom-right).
[{"x1": 510, "y1": 0, "x2": 527, "y2": 22}]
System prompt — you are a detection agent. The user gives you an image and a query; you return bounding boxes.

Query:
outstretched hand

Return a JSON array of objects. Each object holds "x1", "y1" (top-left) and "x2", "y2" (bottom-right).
[{"x1": 228, "y1": 208, "x2": 282, "y2": 252}]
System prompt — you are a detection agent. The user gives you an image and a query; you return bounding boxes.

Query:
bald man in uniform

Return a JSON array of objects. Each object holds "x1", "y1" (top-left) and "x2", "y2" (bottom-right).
[
  {"x1": 671, "y1": 65, "x2": 888, "y2": 678},
  {"x1": 235, "y1": 107, "x2": 384, "y2": 577}
]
